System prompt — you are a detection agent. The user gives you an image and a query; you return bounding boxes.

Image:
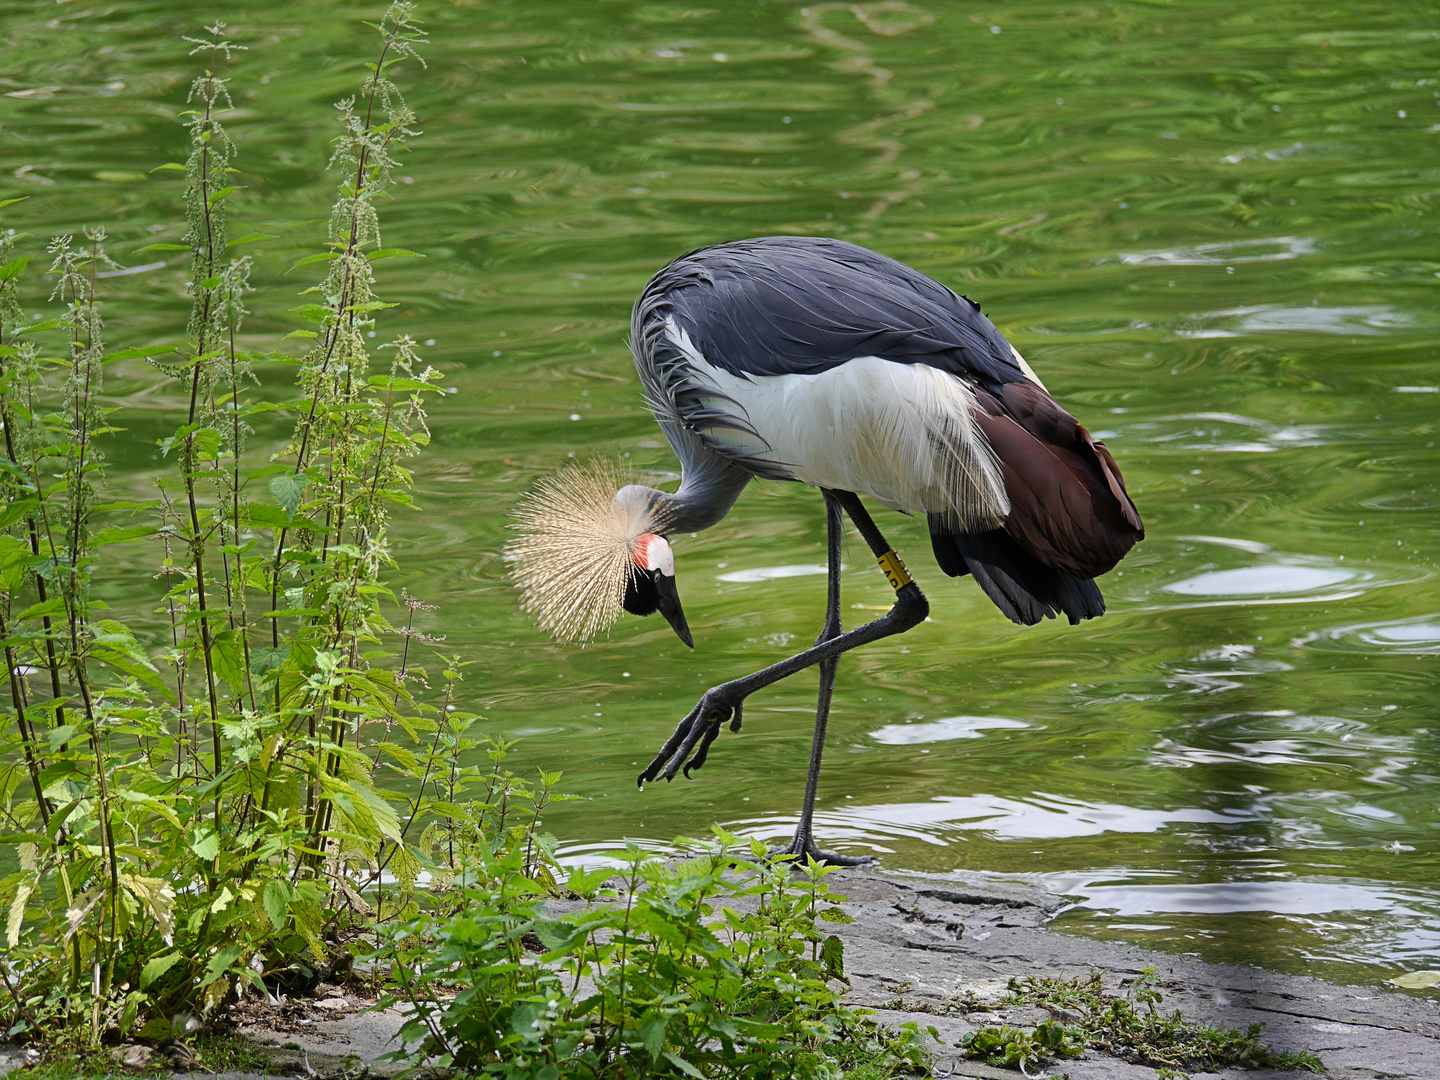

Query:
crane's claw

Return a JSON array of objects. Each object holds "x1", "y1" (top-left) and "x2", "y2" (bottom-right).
[
  {"x1": 637, "y1": 689, "x2": 743, "y2": 787},
  {"x1": 683, "y1": 700, "x2": 740, "y2": 777},
  {"x1": 681, "y1": 721, "x2": 721, "y2": 778}
]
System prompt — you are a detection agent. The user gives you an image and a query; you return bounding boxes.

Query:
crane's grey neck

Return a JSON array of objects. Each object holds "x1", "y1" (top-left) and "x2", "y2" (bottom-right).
[{"x1": 616, "y1": 462, "x2": 750, "y2": 536}]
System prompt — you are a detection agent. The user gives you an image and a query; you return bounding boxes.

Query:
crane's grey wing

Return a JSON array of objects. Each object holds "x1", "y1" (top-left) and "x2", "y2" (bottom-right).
[{"x1": 645, "y1": 235, "x2": 1029, "y2": 391}]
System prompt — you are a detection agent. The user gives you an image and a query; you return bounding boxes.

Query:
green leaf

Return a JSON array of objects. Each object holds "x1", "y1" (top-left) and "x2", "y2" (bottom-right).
[
  {"x1": 237, "y1": 967, "x2": 266, "y2": 993},
  {"x1": 0, "y1": 832, "x2": 47, "y2": 847},
  {"x1": 207, "y1": 184, "x2": 242, "y2": 206},
  {"x1": 819, "y1": 906, "x2": 854, "y2": 924},
  {"x1": 228, "y1": 233, "x2": 274, "y2": 247},
  {"x1": 355, "y1": 781, "x2": 403, "y2": 843},
  {"x1": 134, "y1": 243, "x2": 190, "y2": 252},
  {"x1": 289, "y1": 303, "x2": 332, "y2": 324},
  {"x1": 290, "y1": 253, "x2": 339, "y2": 270},
  {"x1": 0, "y1": 498, "x2": 37, "y2": 535},
  {"x1": 244, "y1": 504, "x2": 297, "y2": 530},
  {"x1": 103, "y1": 345, "x2": 176, "y2": 362},
  {"x1": 366, "y1": 248, "x2": 424, "y2": 261},
  {"x1": 91, "y1": 524, "x2": 158, "y2": 547},
  {"x1": 138, "y1": 951, "x2": 183, "y2": 990},
  {"x1": 149, "y1": 163, "x2": 189, "y2": 173},
  {"x1": 367, "y1": 375, "x2": 437, "y2": 392},
  {"x1": 531, "y1": 919, "x2": 586, "y2": 954},
  {"x1": 663, "y1": 1052, "x2": 705, "y2": 1079},
  {"x1": 211, "y1": 629, "x2": 249, "y2": 692},
  {"x1": 15, "y1": 318, "x2": 61, "y2": 334},
  {"x1": 190, "y1": 827, "x2": 220, "y2": 861},
  {"x1": 93, "y1": 620, "x2": 155, "y2": 667},
  {"x1": 252, "y1": 645, "x2": 290, "y2": 680},
  {"x1": 199, "y1": 944, "x2": 243, "y2": 988},
  {"x1": 640, "y1": 1015, "x2": 667, "y2": 1061},
  {"x1": 0, "y1": 535, "x2": 29, "y2": 593},
  {"x1": 821, "y1": 933, "x2": 845, "y2": 982},
  {"x1": 7, "y1": 878, "x2": 35, "y2": 948},
  {"x1": 159, "y1": 423, "x2": 222, "y2": 461},
  {"x1": 119, "y1": 991, "x2": 146, "y2": 1035},
  {"x1": 262, "y1": 880, "x2": 291, "y2": 932},
  {"x1": 0, "y1": 196, "x2": 30, "y2": 210},
  {"x1": 92, "y1": 649, "x2": 170, "y2": 697},
  {"x1": 0, "y1": 256, "x2": 33, "y2": 283},
  {"x1": 269, "y1": 474, "x2": 306, "y2": 514}
]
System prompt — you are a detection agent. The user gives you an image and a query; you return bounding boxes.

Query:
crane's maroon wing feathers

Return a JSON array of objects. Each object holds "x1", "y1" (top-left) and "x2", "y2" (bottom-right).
[
  {"x1": 931, "y1": 381, "x2": 1144, "y2": 625},
  {"x1": 973, "y1": 381, "x2": 1143, "y2": 580}
]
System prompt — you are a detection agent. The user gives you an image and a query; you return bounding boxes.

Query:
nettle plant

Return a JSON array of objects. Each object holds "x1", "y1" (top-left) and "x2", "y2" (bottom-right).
[
  {"x1": 376, "y1": 833, "x2": 935, "y2": 1080},
  {"x1": 0, "y1": 3, "x2": 538, "y2": 1046}
]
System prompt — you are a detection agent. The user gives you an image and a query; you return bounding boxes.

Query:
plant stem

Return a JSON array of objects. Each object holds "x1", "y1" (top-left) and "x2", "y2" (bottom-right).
[
  {"x1": 1, "y1": 613, "x2": 51, "y2": 825},
  {"x1": 0, "y1": 347, "x2": 67, "y2": 733}
]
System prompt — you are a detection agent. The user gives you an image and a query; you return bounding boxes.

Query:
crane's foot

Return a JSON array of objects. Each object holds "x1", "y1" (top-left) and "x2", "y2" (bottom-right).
[
  {"x1": 637, "y1": 686, "x2": 745, "y2": 786},
  {"x1": 771, "y1": 830, "x2": 876, "y2": 868}
]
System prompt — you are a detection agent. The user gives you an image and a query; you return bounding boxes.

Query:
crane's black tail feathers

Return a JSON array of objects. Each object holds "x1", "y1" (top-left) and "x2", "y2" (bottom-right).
[{"x1": 931, "y1": 528, "x2": 1104, "y2": 627}]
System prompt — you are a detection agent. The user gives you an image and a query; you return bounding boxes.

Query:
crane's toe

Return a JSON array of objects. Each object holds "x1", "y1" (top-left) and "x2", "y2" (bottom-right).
[
  {"x1": 772, "y1": 832, "x2": 876, "y2": 868},
  {"x1": 637, "y1": 687, "x2": 745, "y2": 786},
  {"x1": 681, "y1": 720, "x2": 722, "y2": 778}
]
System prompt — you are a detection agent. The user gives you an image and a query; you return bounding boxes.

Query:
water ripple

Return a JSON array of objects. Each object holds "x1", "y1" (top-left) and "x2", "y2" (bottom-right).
[
  {"x1": 1176, "y1": 304, "x2": 1409, "y2": 339},
  {"x1": 1059, "y1": 878, "x2": 1431, "y2": 918},
  {"x1": 1294, "y1": 615, "x2": 1440, "y2": 655},
  {"x1": 729, "y1": 793, "x2": 1253, "y2": 848},
  {"x1": 1116, "y1": 236, "x2": 1317, "y2": 266}
]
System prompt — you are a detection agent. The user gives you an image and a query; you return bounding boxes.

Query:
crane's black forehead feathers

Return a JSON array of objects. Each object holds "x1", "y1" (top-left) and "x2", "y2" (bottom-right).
[{"x1": 639, "y1": 236, "x2": 1026, "y2": 390}]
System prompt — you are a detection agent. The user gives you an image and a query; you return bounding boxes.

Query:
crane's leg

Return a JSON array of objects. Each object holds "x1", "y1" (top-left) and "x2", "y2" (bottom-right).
[
  {"x1": 772, "y1": 492, "x2": 874, "y2": 866},
  {"x1": 639, "y1": 491, "x2": 928, "y2": 798}
]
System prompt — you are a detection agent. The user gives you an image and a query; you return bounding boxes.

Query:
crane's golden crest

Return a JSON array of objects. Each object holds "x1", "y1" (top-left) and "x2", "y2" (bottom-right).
[{"x1": 504, "y1": 460, "x2": 670, "y2": 643}]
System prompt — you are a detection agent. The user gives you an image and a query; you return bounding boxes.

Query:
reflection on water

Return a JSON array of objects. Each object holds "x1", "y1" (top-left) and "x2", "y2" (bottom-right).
[
  {"x1": 1117, "y1": 236, "x2": 1319, "y2": 266},
  {"x1": 869, "y1": 715, "x2": 1030, "y2": 745},
  {"x1": 1049, "y1": 874, "x2": 1440, "y2": 975},
  {"x1": 1176, "y1": 304, "x2": 1409, "y2": 339},
  {"x1": 1296, "y1": 616, "x2": 1440, "y2": 655},
  {"x1": 2, "y1": 0, "x2": 1437, "y2": 986},
  {"x1": 1165, "y1": 565, "x2": 1356, "y2": 598},
  {"x1": 716, "y1": 564, "x2": 834, "y2": 583},
  {"x1": 744, "y1": 793, "x2": 1253, "y2": 844},
  {"x1": 1059, "y1": 878, "x2": 1431, "y2": 918}
]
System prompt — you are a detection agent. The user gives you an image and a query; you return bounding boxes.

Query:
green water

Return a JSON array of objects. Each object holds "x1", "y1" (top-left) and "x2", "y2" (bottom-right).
[{"x1": 3, "y1": 0, "x2": 1438, "y2": 987}]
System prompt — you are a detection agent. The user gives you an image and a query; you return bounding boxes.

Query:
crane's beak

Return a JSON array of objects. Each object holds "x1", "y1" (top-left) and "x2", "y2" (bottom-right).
[{"x1": 654, "y1": 572, "x2": 693, "y2": 649}]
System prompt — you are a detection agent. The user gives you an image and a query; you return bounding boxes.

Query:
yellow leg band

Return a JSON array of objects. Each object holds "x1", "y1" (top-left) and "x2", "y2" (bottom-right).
[{"x1": 876, "y1": 549, "x2": 913, "y2": 591}]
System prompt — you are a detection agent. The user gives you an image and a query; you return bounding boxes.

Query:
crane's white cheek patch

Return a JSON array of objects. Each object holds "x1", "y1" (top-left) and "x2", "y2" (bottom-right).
[{"x1": 637, "y1": 533, "x2": 676, "y2": 576}]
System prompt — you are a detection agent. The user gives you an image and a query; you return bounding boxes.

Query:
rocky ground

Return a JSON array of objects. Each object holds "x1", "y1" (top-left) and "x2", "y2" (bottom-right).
[{"x1": 4, "y1": 867, "x2": 1435, "y2": 1080}]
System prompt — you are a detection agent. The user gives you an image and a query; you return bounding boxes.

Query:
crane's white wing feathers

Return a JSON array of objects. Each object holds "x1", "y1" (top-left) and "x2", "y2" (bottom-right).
[{"x1": 665, "y1": 319, "x2": 1008, "y2": 532}]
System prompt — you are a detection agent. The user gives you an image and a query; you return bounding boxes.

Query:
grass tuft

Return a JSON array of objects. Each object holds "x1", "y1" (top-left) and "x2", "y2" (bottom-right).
[{"x1": 956, "y1": 967, "x2": 1325, "y2": 1077}]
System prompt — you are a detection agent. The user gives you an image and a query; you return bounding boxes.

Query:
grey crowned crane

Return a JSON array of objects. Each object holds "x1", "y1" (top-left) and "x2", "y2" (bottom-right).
[{"x1": 508, "y1": 236, "x2": 1144, "y2": 865}]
